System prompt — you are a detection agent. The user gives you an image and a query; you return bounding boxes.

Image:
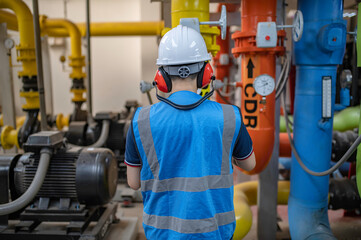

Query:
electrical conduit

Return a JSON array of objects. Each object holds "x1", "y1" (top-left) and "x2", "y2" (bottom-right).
[{"x1": 0, "y1": 148, "x2": 52, "y2": 215}]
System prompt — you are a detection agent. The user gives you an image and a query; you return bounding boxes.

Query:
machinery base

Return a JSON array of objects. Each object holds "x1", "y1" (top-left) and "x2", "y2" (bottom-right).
[{"x1": 0, "y1": 202, "x2": 118, "y2": 240}]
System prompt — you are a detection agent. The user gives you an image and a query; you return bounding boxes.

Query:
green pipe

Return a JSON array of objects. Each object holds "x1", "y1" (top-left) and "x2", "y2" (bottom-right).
[
  {"x1": 280, "y1": 106, "x2": 360, "y2": 133},
  {"x1": 356, "y1": 3, "x2": 361, "y2": 198}
]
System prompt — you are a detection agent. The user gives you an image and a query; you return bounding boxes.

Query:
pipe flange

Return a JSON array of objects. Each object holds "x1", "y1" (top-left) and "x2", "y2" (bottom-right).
[{"x1": 1, "y1": 125, "x2": 19, "y2": 149}]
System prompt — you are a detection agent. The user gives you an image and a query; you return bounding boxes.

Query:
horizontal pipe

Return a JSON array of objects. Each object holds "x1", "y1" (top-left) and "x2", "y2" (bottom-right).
[
  {"x1": 233, "y1": 181, "x2": 290, "y2": 239},
  {"x1": 0, "y1": 10, "x2": 164, "y2": 37},
  {"x1": 46, "y1": 21, "x2": 164, "y2": 37},
  {"x1": 0, "y1": 9, "x2": 17, "y2": 30}
]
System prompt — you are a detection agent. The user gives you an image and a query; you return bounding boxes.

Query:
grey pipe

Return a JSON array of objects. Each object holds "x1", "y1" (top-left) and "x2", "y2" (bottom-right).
[
  {"x1": 69, "y1": 120, "x2": 110, "y2": 148},
  {"x1": 85, "y1": 0, "x2": 93, "y2": 118},
  {"x1": 0, "y1": 148, "x2": 52, "y2": 215},
  {"x1": 32, "y1": 0, "x2": 48, "y2": 131}
]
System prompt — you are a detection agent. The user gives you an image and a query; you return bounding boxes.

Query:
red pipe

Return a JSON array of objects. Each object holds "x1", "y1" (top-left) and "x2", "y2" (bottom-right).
[
  {"x1": 213, "y1": 4, "x2": 239, "y2": 104},
  {"x1": 232, "y1": 0, "x2": 285, "y2": 174}
]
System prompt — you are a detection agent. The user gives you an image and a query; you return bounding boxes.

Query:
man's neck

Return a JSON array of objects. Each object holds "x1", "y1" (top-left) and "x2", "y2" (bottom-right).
[{"x1": 171, "y1": 79, "x2": 197, "y2": 93}]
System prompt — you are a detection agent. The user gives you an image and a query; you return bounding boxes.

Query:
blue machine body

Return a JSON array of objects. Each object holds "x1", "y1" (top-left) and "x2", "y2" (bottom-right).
[{"x1": 290, "y1": 0, "x2": 346, "y2": 239}]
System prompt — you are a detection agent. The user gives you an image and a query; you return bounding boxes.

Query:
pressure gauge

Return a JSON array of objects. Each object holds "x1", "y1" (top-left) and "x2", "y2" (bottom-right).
[
  {"x1": 4, "y1": 38, "x2": 15, "y2": 50},
  {"x1": 253, "y1": 74, "x2": 275, "y2": 96}
]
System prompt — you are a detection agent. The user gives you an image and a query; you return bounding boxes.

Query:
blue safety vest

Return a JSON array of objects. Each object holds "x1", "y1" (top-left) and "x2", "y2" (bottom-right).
[{"x1": 131, "y1": 91, "x2": 242, "y2": 240}]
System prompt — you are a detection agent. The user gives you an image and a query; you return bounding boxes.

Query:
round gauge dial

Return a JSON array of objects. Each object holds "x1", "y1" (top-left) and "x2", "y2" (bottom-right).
[
  {"x1": 4, "y1": 38, "x2": 14, "y2": 50},
  {"x1": 253, "y1": 74, "x2": 275, "y2": 96}
]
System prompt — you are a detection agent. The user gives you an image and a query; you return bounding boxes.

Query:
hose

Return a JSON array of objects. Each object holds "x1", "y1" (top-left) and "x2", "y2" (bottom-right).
[
  {"x1": 0, "y1": 148, "x2": 52, "y2": 215},
  {"x1": 68, "y1": 119, "x2": 110, "y2": 148},
  {"x1": 275, "y1": 54, "x2": 291, "y2": 99},
  {"x1": 282, "y1": 91, "x2": 361, "y2": 176}
]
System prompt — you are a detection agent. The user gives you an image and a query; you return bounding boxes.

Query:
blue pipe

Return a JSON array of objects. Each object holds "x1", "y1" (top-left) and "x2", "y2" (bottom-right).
[
  {"x1": 289, "y1": 0, "x2": 346, "y2": 239},
  {"x1": 335, "y1": 88, "x2": 351, "y2": 111}
]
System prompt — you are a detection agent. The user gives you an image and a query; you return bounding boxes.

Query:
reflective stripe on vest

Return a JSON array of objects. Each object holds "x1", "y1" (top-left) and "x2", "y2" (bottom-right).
[
  {"x1": 143, "y1": 210, "x2": 236, "y2": 234},
  {"x1": 137, "y1": 104, "x2": 236, "y2": 192}
]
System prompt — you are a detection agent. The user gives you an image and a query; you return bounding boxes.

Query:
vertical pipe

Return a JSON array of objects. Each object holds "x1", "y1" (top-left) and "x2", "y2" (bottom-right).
[
  {"x1": 289, "y1": 0, "x2": 346, "y2": 239},
  {"x1": 85, "y1": 0, "x2": 92, "y2": 118},
  {"x1": 356, "y1": 3, "x2": 361, "y2": 199},
  {"x1": 232, "y1": 0, "x2": 285, "y2": 174},
  {"x1": 257, "y1": 2, "x2": 285, "y2": 237},
  {"x1": 213, "y1": 4, "x2": 239, "y2": 104},
  {"x1": 32, "y1": 0, "x2": 47, "y2": 131}
]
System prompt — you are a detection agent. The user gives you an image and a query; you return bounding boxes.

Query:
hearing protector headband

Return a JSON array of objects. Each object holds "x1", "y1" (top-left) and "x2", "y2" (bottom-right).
[
  {"x1": 154, "y1": 62, "x2": 214, "y2": 93},
  {"x1": 153, "y1": 61, "x2": 215, "y2": 110}
]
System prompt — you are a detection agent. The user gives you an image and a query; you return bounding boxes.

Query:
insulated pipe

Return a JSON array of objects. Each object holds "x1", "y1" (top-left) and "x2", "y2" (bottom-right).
[
  {"x1": 0, "y1": 148, "x2": 51, "y2": 215},
  {"x1": 0, "y1": 10, "x2": 164, "y2": 37},
  {"x1": 41, "y1": 17, "x2": 85, "y2": 81},
  {"x1": 289, "y1": 0, "x2": 346, "y2": 239},
  {"x1": 232, "y1": 0, "x2": 285, "y2": 174},
  {"x1": 233, "y1": 181, "x2": 290, "y2": 239}
]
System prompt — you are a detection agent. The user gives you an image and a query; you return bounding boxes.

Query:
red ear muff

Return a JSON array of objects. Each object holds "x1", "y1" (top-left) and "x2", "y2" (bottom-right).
[
  {"x1": 154, "y1": 67, "x2": 172, "y2": 93},
  {"x1": 197, "y1": 62, "x2": 214, "y2": 89}
]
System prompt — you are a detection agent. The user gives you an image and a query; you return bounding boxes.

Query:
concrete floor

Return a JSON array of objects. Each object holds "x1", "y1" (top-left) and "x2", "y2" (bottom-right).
[
  {"x1": 117, "y1": 203, "x2": 361, "y2": 240},
  {"x1": 113, "y1": 185, "x2": 361, "y2": 240}
]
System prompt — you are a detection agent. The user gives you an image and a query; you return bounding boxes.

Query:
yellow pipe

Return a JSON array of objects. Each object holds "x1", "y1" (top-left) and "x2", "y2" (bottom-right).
[
  {"x1": 45, "y1": 21, "x2": 164, "y2": 37},
  {"x1": 0, "y1": 115, "x2": 26, "y2": 128},
  {"x1": 0, "y1": 0, "x2": 39, "y2": 111},
  {"x1": 0, "y1": 9, "x2": 18, "y2": 31},
  {"x1": 170, "y1": 0, "x2": 220, "y2": 56},
  {"x1": 0, "y1": 125, "x2": 19, "y2": 149},
  {"x1": 41, "y1": 16, "x2": 86, "y2": 80},
  {"x1": 0, "y1": 10, "x2": 164, "y2": 37},
  {"x1": 233, "y1": 181, "x2": 290, "y2": 239},
  {"x1": 0, "y1": 0, "x2": 36, "y2": 78},
  {"x1": 56, "y1": 113, "x2": 70, "y2": 130}
]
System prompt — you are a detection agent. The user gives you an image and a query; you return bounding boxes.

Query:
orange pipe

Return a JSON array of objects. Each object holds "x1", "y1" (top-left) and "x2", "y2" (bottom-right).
[
  {"x1": 232, "y1": 0, "x2": 285, "y2": 174},
  {"x1": 213, "y1": 4, "x2": 239, "y2": 104},
  {"x1": 279, "y1": 132, "x2": 291, "y2": 157}
]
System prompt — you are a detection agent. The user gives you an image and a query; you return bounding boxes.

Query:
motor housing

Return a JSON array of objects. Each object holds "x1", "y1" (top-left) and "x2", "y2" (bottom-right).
[{"x1": 14, "y1": 147, "x2": 118, "y2": 206}]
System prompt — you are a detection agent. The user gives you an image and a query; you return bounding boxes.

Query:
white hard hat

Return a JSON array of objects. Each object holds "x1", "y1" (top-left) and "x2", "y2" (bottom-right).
[{"x1": 156, "y1": 25, "x2": 212, "y2": 66}]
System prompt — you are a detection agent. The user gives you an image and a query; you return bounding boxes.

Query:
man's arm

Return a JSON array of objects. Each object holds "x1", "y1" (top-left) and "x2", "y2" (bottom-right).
[
  {"x1": 232, "y1": 111, "x2": 256, "y2": 171},
  {"x1": 127, "y1": 166, "x2": 141, "y2": 190},
  {"x1": 125, "y1": 125, "x2": 141, "y2": 190},
  {"x1": 232, "y1": 152, "x2": 256, "y2": 171}
]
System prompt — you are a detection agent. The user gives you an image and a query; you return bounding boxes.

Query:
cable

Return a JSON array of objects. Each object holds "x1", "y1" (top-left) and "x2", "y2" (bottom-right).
[
  {"x1": 282, "y1": 91, "x2": 361, "y2": 176},
  {"x1": 68, "y1": 120, "x2": 110, "y2": 148},
  {"x1": 216, "y1": 89, "x2": 233, "y2": 105},
  {"x1": 155, "y1": 81, "x2": 215, "y2": 110},
  {"x1": 0, "y1": 148, "x2": 52, "y2": 215},
  {"x1": 146, "y1": 92, "x2": 153, "y2": 105},
  {"x1": 275, "y1": 55, "x2": 291, "y2": 99}
]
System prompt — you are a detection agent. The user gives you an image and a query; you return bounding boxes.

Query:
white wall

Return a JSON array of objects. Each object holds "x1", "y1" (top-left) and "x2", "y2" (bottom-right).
[{"x1": 7, "y1": 0, "x2": 160, "y2": 116}]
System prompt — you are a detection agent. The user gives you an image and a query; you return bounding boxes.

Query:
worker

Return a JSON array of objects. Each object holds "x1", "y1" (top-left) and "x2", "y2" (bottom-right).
[{"x1": 125, "y1": 24, "x2": 255, "y2": 240}]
